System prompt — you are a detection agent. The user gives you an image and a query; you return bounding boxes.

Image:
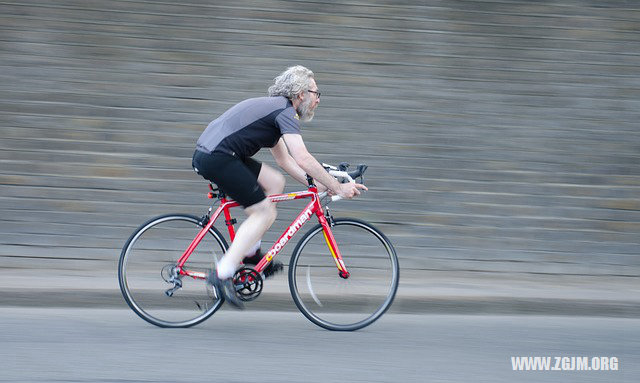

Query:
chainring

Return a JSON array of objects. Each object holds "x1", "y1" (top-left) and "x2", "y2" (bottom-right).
[{"x1": 233, "y1": 267, "x2": 263, "y2": 302}]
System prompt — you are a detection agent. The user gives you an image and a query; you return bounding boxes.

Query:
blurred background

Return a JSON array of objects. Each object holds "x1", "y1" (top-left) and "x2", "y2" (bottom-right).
[{"x1": 1, "y1": 0, "x2": 638, "y2": 306}]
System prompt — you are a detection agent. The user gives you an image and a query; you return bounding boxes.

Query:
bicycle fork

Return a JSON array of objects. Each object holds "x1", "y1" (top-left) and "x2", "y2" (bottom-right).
[{"x1": 318, "y1": 208, "x2": 350, "y2": 279}]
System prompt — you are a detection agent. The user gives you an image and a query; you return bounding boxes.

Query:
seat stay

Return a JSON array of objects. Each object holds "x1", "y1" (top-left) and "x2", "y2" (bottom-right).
[{"x1": 175, "y1": 201, "x2": 233, "y2": 268}]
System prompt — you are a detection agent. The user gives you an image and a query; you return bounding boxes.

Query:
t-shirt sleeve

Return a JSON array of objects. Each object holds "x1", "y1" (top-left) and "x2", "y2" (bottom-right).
[{"x1": 275, "y1": 107, "x2": 302, "y2": 135}]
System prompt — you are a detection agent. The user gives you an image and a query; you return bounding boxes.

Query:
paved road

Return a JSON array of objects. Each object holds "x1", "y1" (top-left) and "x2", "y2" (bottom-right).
[{"x1": 0, "y1": 308, "x2": 637, "y2": 383}]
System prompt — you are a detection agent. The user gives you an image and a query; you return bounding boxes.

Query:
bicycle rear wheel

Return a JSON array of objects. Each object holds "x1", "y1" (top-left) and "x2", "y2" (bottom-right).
[
  {"x1": 289, "y1": 218, "x2": 399, "y2": 331},
  {"x1": 118, "y1": 214, "x2": 227, "y2": 328}
]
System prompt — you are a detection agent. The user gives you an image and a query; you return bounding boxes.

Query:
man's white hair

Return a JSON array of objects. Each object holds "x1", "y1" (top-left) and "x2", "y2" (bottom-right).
[{"x1": 268, "y1": 65, "x2": 314, "y2": 99}]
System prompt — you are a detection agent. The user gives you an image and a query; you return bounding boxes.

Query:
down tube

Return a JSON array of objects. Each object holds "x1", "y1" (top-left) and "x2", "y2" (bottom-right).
[{"x1": 260, "y1": 198, "x2": 317, "y2": 267}]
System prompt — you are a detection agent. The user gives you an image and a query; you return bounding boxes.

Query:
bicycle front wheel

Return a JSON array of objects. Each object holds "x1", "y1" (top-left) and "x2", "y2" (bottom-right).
[
  {"x1": 118, "y1": 214, "x2": 227, "y2": 328},
  {"x1": 289, "y1": 218, "x2": 399, "y2": 331}
]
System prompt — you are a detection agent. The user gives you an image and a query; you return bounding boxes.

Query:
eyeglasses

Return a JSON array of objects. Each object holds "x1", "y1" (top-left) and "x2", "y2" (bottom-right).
[{"x1": 307, "y1": 90, "x2": 321, "y2": 98}]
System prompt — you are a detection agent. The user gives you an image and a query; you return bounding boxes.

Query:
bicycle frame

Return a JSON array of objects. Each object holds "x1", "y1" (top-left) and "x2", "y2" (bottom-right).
[{"x1": 175, "y1": 186, "x2": 349, "y2": 280}]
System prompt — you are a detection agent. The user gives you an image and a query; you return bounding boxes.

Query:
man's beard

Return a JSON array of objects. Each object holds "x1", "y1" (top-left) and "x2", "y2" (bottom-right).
[{"x1": 297, "y1": 96, "x2": 315, "y2": 122}]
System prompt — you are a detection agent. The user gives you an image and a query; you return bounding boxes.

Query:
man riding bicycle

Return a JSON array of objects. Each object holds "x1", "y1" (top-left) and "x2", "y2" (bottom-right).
[{"x1": 192, "y1": 65, "x2": 367, "y2": 308}]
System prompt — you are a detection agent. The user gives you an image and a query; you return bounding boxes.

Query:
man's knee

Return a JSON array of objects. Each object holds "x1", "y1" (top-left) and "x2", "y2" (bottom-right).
[
  {"x1": 264, "y1": 172, "x2": 285, "y2": 195},
  {"x1": 258, "y1": 165, "x2": 286, "y2": 196},
  {"x1": 273, "y1": 172, "x2": 286, "y2": 194},
  {"x1": 247, "y1": 198, "x2": 277, "y2": 223}
]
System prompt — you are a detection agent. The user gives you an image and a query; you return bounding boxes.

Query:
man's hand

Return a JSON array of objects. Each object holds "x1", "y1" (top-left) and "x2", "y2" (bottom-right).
[
  {"x1": 282, "y1": 133, "x2": 368, "y2": 198},
  {"x1": 336, "y1": 182, "x2": 368, "y2": 199}
]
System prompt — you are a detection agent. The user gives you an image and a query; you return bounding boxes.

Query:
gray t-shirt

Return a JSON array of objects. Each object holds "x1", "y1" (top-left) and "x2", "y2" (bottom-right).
[{"x1": 196, "y1": 96, "x2": 301, "y2": 159}]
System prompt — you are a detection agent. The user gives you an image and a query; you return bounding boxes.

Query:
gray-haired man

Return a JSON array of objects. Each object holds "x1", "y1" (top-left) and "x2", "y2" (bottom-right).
[{"x1": 192, "y1": 65, "x2": 367, "y2": 307}]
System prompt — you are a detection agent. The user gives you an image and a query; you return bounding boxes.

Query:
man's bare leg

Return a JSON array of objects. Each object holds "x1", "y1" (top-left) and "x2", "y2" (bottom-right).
[
  {"x1": 216, "y1": 199, "x2": 277, "y2": 279},
  {"x1": 217, "y1": 164, "x2": 285, "y2": 279}
]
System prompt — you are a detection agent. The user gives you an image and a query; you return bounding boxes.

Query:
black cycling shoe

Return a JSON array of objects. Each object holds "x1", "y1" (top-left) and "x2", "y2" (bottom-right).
[
  {"x1": 207, "y1": 271, "x2": 244, "y2": 310},
  {"x1": 263, "y1": 260, "x2": 284, "y2": 279},
  {"x1": 243, "y1": 250, "x2": 284, "y2": 279}
]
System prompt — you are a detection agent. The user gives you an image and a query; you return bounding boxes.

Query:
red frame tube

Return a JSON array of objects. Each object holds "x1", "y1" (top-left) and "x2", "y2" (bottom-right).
[{"x1": 176, "y1": 188, "x2": 348, "y2": 279}]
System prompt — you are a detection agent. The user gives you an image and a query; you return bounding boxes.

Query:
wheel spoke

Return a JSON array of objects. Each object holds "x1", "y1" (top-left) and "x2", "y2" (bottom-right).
[
  {"x1": 289, "y1": 219, "x2": 399, "y2": 331},
  {"x1": 118, "y1": 214, "x2": 227, "y2": 328},
  {"x1": 306, "y1": 265, "x2": 323, "y2": 307}
]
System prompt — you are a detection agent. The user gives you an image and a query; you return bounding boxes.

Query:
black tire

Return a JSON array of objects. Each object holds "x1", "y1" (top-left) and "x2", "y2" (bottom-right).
[
  {"x1": 288, "y1": 218, "x2": 399, "y2": 331},
  {"x1": 118, "y1": 214, "x2": 228, "y2": 328}
]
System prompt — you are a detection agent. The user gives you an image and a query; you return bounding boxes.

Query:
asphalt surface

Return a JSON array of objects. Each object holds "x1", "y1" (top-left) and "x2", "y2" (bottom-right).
[
  {"x1": 1, "y1": 265, "x2": 639, "y2": 382},
  {"x1": 0, "y1": 308, "x2": 638, "y2": 383}
]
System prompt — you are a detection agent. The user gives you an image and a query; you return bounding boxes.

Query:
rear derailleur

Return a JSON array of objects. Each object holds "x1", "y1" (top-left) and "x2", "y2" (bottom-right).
[{"x1": 161, "y1": 264, "x2": 182, "y2": 297}]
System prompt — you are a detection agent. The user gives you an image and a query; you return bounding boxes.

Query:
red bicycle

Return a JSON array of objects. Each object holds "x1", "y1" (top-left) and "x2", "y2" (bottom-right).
[{"x1": 118, "y1": 163, "x2": 399, "y2": 331}]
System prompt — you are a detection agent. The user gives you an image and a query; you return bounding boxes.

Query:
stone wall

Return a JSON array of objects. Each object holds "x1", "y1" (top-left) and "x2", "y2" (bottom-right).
[{"x1": 1, "y1": 0, "x2": 638, "y2": 277}]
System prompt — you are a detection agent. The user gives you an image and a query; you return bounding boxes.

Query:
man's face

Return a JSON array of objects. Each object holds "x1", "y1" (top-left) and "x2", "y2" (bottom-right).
[{"x1": 297, "y1": 79, "x2": 320, "y2": 122}]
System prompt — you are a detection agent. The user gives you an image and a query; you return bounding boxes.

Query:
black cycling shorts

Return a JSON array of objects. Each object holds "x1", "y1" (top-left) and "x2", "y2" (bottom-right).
[{"x1": 192, "y1": 150, "x2": 265, "y2": 208}]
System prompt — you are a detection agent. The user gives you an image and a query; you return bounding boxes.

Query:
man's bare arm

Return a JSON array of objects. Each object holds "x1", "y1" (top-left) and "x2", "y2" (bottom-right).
[{"x1": 282, "y1": 134, "x2": 367, "y2": 198}]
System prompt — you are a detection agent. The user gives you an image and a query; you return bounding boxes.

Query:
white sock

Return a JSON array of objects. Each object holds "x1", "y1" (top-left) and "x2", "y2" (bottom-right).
[{"x1": 216, "y1": 257, "x2": 237, "y2": 280}]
